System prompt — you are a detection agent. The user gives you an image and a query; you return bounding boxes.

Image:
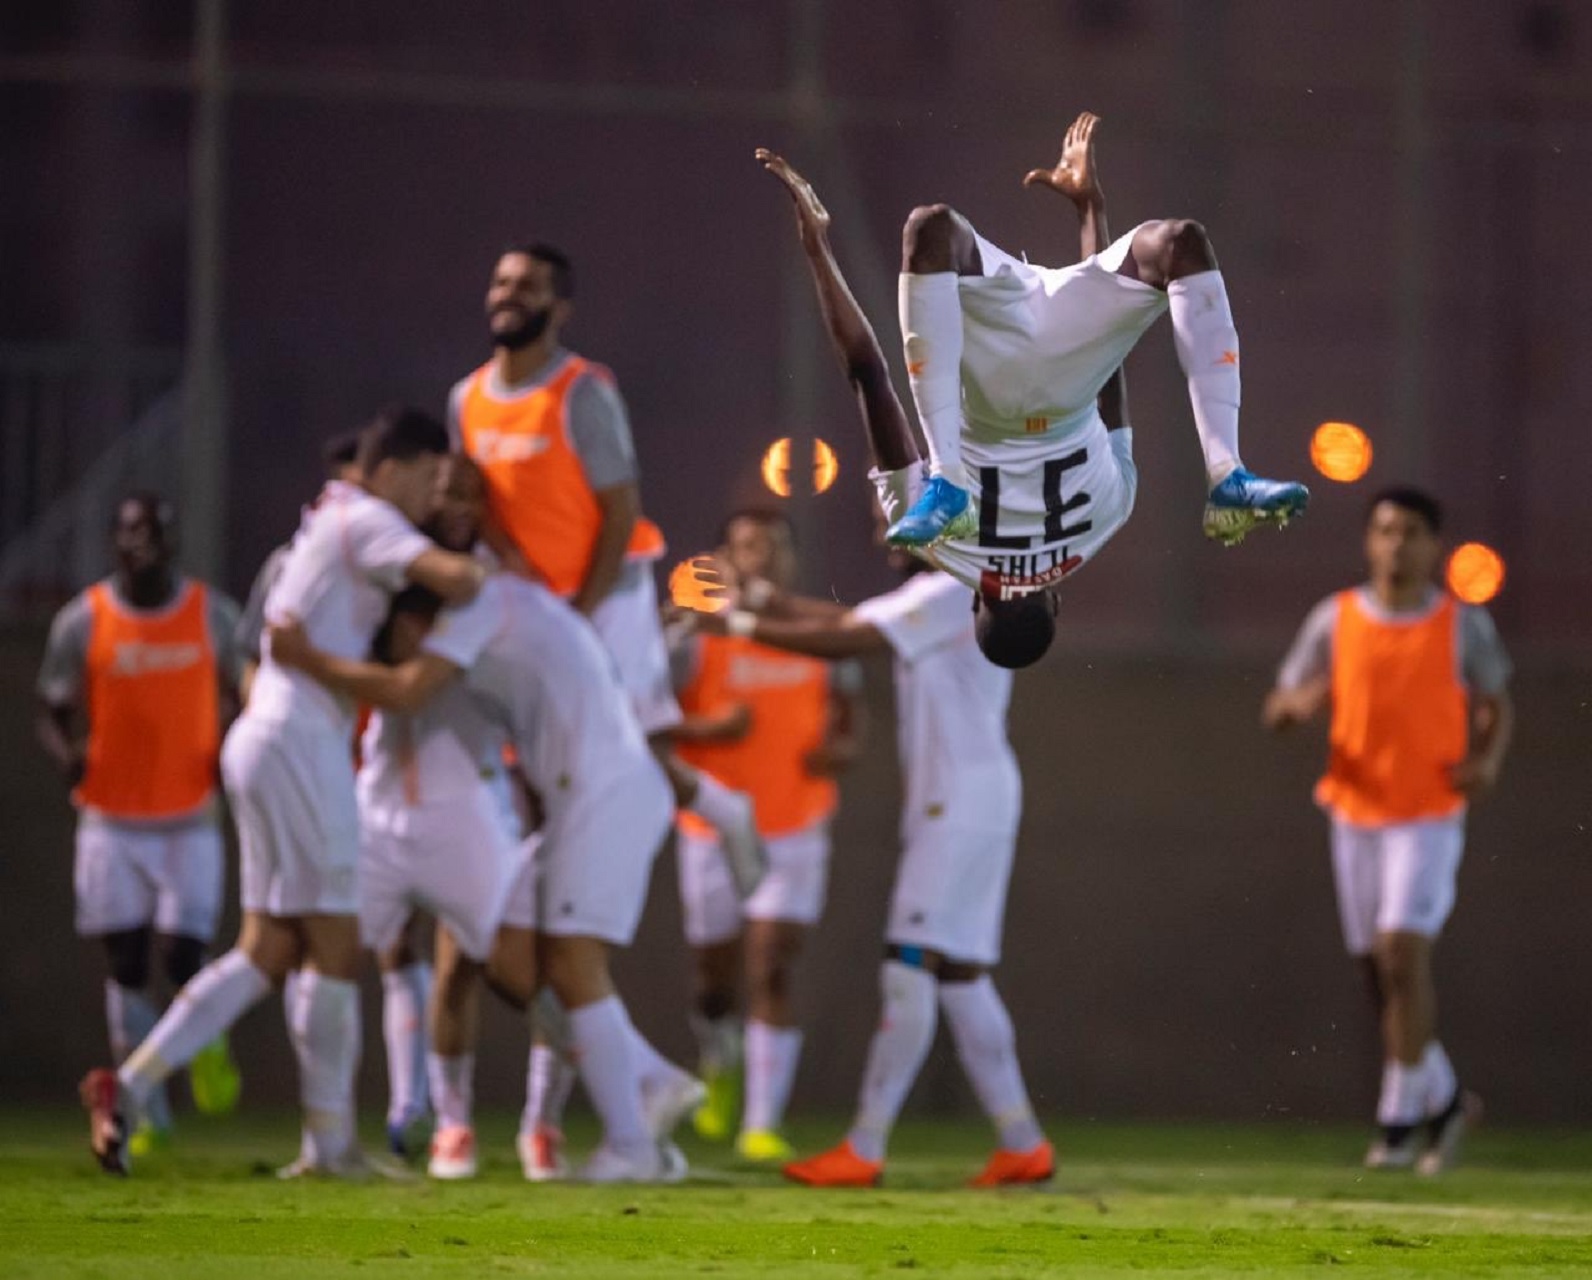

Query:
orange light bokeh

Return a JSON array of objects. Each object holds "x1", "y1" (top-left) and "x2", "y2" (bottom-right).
[
  {"x1": 668, "y1": 556, "x2": 729, "y2": 614},
  {"x1": 1446, "y1": 542, "x2": 1506, "y2": 605},
  {"x1": 761, "y1": 437, "x2": 839, "y2": 497},
  {"x1": 1310, "y1": 421, "x2": 1373, "y2": 483}
]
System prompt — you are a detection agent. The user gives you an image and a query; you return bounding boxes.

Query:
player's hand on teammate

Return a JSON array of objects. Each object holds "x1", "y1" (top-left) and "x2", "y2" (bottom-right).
[
  {"x1": 755, "y1": 148, "x2": 832, "y2": 242},
  {"x1": 265, "y1": 617, "x2": 314, "y2": 672},
  {"x1": 1024, "y1": 111, "x2": 1103, "y2": 207},
  {"x1": 804, "y1": 739, "x2": 859, "y2": 778}
]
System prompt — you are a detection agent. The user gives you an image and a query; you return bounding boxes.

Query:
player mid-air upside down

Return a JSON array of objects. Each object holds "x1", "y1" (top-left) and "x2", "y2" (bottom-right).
[{"x1": 781, "y1": 112, "x2": 1308, "y2": 668}]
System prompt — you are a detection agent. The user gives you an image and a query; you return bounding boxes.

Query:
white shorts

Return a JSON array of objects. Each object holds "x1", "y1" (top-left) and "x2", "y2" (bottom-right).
[
  {"x1": 886, "y1": 820, "x2": 1019, "y2": 967},
  {"x1": 1330, "y1": 814, "x2": 1466, "y2": 956},
  {"x1": 588, "y1": 564, "x2": 682, "y2": 735},
  {"x1": 73, "y1": 813, "x2": 224, "y2": 940},
  {"x1": 539, "y1": 760, "x2": 673, "y2": 945},
  {"x1": 222, "y1": 716, "x2": 360, "y2": 918},
  {"x1": 677, "y1": 819, "x2": 833, "y2": 946},
  {"x1": 871, "y1": 429, "x2": 1137, "y2": 598},
  {"x1": 359, "y1": 787, "x2": 526, "y2": 962},
  {"x1": 498, "y1": 832, "x2": 542, "y2": 933},
  {"x1": 958, "y1": 224, "x2": 1168, "y2": 429}
]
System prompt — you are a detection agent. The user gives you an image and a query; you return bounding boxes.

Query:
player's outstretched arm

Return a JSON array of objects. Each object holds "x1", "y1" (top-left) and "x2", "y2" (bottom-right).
[
  {"x1": 756, "y1": 148, "x2": 918, "y2": 473},
  {"x1": 1026, "y1": 112, "x2": 1128, "y2": 429},
  {"x1": 267, "y1": 619, "x2": 461, "y2": 714},
  {"x1": 406, "y1": 547, "x2": 487, "y2": 606},
  {"x1": 686, "y1": 598, "x2": 888, "y2": 661}
]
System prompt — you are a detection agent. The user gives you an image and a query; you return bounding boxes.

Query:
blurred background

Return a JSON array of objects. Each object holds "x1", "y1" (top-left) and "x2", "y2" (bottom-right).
[{"x1": 1, "y1": 1, "x2": 1588, "y2": 1125}]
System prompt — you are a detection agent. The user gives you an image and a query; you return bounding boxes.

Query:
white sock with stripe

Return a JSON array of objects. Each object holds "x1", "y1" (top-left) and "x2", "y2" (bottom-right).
[
  {"x1": 742, "y1": 1020, "x2": 802, "y2": 1134},
  {"x1": 1168, "y1": 269, "x2": 1242, "y2": 486},
  {"x1": 381, "y1": 963, "x2": 432, "y2": 1127},
  {"x1": 899, "y1": 272, "x2": 968, "y2": 487},
  {"x1": 847, "y1": 961, "x2": 937, "y2": 1163}
]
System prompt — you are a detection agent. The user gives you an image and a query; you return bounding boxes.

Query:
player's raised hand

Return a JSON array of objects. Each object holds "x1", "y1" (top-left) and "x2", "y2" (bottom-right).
[
  {"x1": 1024, "y1": 111, "x2": 1103, "y2": 205},
  {"x1": 756, "y1": 148, "x2": 832, "y2": 240}
]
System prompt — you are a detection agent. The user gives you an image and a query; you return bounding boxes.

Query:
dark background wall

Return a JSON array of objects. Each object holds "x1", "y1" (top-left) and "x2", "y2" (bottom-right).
[{"x1": 1, "y1": 1, "x2": 1588, "y2": 1122}]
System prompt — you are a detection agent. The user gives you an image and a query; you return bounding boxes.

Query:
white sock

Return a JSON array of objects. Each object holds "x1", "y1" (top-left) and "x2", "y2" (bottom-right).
[
  {"x1": 1167, "y1": 269, "x2": 1242, "y2": 486},
  {"x1": 1376, "y1": 1057, "x2": 1429, "y2": 1128},
  {"x1": 567, "y1": 996, "x2": 649, "y2": 1153},
  {"x1": 743, "y1": 1020, "x2": 802, "y2": 1134},
  {"x1": 627, "y1": 1020, "x2": 684, "y2": 1093},
  {"x1": 427, "y1": 1053, "x2": 475, "y2": 1130},
  {"x1": 847, "y1": 961, "x2": 937, "y2": 1163},
  {"x1": 1422, "y1": 1041, "x2": 1457, "y2": 1117},
  {"x1": 898, "y1": 272, "x2": 968, "y2": 487},
  {"x1": 105, "y1": 981, "x2": 171, "y2": 1131},
  {"x1": 522, "y1": 1042, "x2": 577, "y2": 1134},
  {"x1": 381, "y1": 963, "x2": 432, "y2": 1127},
  {"x1": 287, "y1": 971, "x2": 361, "y2": 1166},
  {"x1": 688, "y1": 771, "x2": 753, "y2": 836},
  {"x1": 690, "y1": 1012, "x2": 743, "y2": 1076},
  {"x1": 120, "y1": 950, "x2": 270, "y2": 1113},
  {"x1": 938, "y1": 977, "x2": 1044, "y2": 1152}
]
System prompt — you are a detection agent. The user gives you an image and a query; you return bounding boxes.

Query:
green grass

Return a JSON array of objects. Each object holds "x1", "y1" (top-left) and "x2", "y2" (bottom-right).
[{"x1": 3, "y1": 1110, "x2": 1592, "y2": 1277}]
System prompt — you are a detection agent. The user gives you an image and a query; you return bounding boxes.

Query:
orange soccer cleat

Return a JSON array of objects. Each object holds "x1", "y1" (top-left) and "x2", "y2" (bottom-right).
[
  {"x1": 782, "y1": 1139, "x2": 883, "y2": 1188},
  {"x1": 970, "y1": 1139, "x2": 1056, "y2": 1188}
]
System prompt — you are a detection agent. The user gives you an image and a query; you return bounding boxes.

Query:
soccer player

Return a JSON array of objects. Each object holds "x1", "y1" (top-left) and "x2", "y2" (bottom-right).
[
  {"x1": 237, "y1": 431, "x2": 436, "y2": 1158},
  {"x1": 268, "y1": 455, "x2": 698, "y2": 1183},
  {"x1": 1264, "y1": 488, "x2": 1512, "y2": 1174},
  {"x1": 448, "y1": 242, "x2": 765, "y2": 885},
  {"x1": 671, "y1": 508, "x2": 864, "y2": 1159},
  {"x1": 815, "y1": 113, "x2": 1309, "y2": 668},
  {"x1": 38, "y1": 493, "x2": 245, "y2": 1152},
  {"x1": 80, "y1": 407, "x2": 486, "y2": 1177}
]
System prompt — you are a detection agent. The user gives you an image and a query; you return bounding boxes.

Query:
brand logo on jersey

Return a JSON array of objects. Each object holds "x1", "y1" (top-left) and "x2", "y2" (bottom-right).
[
  {"x1": 1024, "y1": 416, "x2": 1048, "y2": 434},
  {"x1": 978, "y1": 548, "x2": 1083, "y2": 601},
  {"x1": 110, "y1": 640, "x2": 204, "y2": 677},
  {"x1": 726, "y1": 653, "x2": 814, "y2": 690},
  {"x1": 471, "y1": 429, "x2": 552, "y2": 464}
]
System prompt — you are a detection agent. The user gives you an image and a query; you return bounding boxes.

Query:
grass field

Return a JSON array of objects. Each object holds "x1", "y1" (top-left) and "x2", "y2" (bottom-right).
[{"x1": 4, "y1": 1110, "x2": 1591, "y2": 1277}]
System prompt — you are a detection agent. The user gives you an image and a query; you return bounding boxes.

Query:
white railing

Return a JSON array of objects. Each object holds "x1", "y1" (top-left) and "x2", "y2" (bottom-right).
[{"x1": 0, "y1": 344, "x2": 183, "y2": 619}]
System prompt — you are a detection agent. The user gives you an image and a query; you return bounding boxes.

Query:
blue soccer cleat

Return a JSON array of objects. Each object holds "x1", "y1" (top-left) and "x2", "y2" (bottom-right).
[
  {"x1": 886, "y1": 475, "x2": 979, "y2": 547},
  {"x1": 1202, "y1": 467, "x2": 1310, "y2": 546}
]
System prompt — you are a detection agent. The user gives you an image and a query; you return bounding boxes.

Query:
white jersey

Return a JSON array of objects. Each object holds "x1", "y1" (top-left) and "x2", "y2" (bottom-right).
[
  {"x1": 421, "y1": 575, "x2": 655, "y2": 816},
  {"x1": 246, "y1": 481, "x2": 433, "y2": 742},
  {"x1": 852, "y1": 570, "x2": 1020, "y2": 836},
  {"x1": 357, "y1": 681, "x2": 510, "y2": 821}
]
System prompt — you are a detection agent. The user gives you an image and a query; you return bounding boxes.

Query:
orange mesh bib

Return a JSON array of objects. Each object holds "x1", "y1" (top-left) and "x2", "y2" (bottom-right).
[
  {"x1": 77, "y1": 581, "x2": 220, "y2": 820},
  {"x1": 1315, "y1": 590, "x2": 1468, "y2": 825}
]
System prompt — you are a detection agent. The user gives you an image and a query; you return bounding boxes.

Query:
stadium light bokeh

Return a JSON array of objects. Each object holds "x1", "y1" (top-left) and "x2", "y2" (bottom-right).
[
  {"x1": 1309, "y1": 421, "x2": 1373, "y2": 483},
  {"x1": 1446, "y1": 541, "x2": 1506, "y2": 605}
]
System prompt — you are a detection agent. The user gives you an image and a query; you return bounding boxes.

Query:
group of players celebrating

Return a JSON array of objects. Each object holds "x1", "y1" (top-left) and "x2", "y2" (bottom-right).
[{"x1": 46, "y1": 115, "x2": 1509, "y2": 1185}]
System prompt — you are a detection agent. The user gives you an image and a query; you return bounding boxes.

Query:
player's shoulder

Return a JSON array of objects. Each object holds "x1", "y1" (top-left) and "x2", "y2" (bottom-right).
[{"x1": 48, "y1": 583, "x2": 99, "y2": 632}]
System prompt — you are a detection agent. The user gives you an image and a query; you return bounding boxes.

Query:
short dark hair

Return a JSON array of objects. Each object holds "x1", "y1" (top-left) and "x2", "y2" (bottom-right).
[
  {"x1": 321, "y1": 429, "x2": 362, "y2": 476},
  {"x1": 974, "y1": 593, "x2": 1055, "y2": 670},
  {"x1": 504, "y1": 242, "x2": 574, "y2": 300},
  {"x1": 1367, "y1": 485, "x2": 1443, "y2": 534},
  {"x1": 356, "y1": 405, "x2": 450, "y2": 475},
  {"x1": 717, "y1": 506, "x2": 794, "y2": 547},
  {"x1": 370, "y1": 584, "x2": 444, "y2": 664}
]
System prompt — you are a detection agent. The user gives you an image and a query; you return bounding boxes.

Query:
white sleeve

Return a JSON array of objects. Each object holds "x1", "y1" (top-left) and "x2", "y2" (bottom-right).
[
  {"x1": 343, "y1": 496, "x2": 436, "y2": 592},
  {"x1": 1276, "y1": 596, "x2": 1338, "y2": 690},
  {"x1": 421, "y1": 582, "x2": 500, "y2": 672},
  {"x1": 852, "y1": 573, "x2": 973, "y2": 664}
]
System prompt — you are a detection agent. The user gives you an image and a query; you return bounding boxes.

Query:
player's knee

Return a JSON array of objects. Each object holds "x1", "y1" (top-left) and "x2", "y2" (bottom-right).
[
  {"x1": 163, "y1": 933, "x2": 207, "y2": 988},
  {"x1": 1372, "y1": 934, "x2": 1423, "y2": 989},
  {"x1": 974, "y1": 594, "x2": 1056, "y2": 670},
  {"x1": 103, "y1": 928, "x2": 152, "y2": 991},
  {"x1": 902, "y1": 203, "x2": 975, "y2": 273}
]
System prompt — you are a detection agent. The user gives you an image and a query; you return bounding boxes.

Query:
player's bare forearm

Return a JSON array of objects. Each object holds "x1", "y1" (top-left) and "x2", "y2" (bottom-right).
[
  {"x1": 297, "y1": 648, "x2": 453, "y2": 715},
  {"x1": 809, "y1": 685, "x2": 867, "y2": 776},
  {"x1": 712, "y1": 609, "x2": 888, "y2": 660},
  {"x1": 574, "y1": 485, "x2": 639, "y2": 616},
  {"x1": 407, "y1": 547, "x2": 487, "y2": 606},
  {"x1": 672, "y1": 705, "x2": 752, "y2": 744},
  {"x1": 35, "y1": 699, "x2": 84, "y2": 785},
  {"x1": 760, "y1": 588, "x2": 853, "y2": 624},
  {"x1": 1459, "y1": 690, "x2": 1514, "y2": 792},
  {"x1": 757, "y1": 147, "x2": 918, "y2": 472},
  {"x1": 1262, "y1": 677, "x2": 1329, "y2": 731}
]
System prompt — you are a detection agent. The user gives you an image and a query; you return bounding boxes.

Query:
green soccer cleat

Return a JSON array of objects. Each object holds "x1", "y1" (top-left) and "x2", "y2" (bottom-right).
[
  {"x1": 736, "y1": 1128, "x2": 794, "y2": 1163},
  {"x1": 189, "y1": 1034, "x2": 241, "y2": 1116},
  {"x1": 692, "y1": 1061, "x2": 743, "y2": 1143}
]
